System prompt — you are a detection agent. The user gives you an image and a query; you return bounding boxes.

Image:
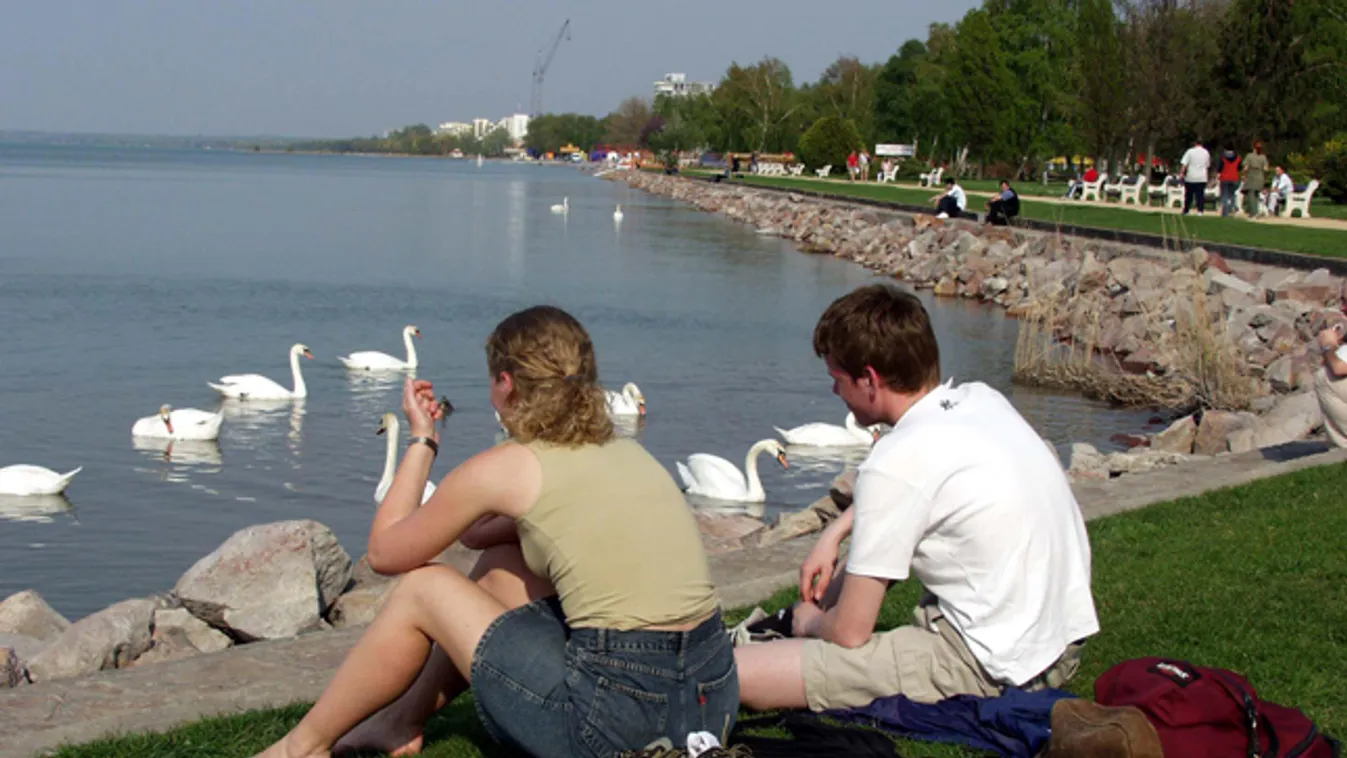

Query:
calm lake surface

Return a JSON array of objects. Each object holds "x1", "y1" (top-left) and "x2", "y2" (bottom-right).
[{"x1": 0, "y1": 145, "x2": 1155, "y2": 618}]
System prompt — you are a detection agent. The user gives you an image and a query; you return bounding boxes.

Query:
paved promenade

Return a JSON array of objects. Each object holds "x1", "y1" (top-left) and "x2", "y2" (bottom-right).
[{"x1": 3, "y1": 441, "x2": 1343, "y2": 758}]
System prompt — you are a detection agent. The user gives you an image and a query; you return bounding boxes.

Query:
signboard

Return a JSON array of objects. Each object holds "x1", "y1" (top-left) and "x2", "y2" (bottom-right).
[{"x1": 875, "y1": 144, "x2": 915, "y2": 157}]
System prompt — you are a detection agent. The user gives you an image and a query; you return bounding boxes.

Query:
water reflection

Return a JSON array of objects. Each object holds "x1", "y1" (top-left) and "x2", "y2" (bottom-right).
[
  {"x1": 132, "y1": 437, "x2": 224, "y2": 466},
  {"x1": 0, "y1": 493, "x2": 75, "y2": 524}
]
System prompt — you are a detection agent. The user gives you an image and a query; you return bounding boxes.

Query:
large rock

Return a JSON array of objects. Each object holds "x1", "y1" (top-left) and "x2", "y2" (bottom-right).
[
  {"x1": 1252, "y1": 392, "x2": 1324, "y2": 448},
  {"x1": 25, "y1": 597, "x2": 159, "y2": 682},
  {"x1": 1150, "y1": 415, "x2": 1197, "y2": 454},
  {"x1": 0, "y1": 590, "x2": 70, "y2": 642},
  {"x1": 1105, "y1": 450, "x2": 1191, "y2": 475},
  {"x1": 1193, "y1": 411, "x2": 1255, "y2": 456},
  {"x1": 152, "y1": 607, "x2": 231, "y2": 654},
  {"x1": 1067, "y1": 443, "x2": 1110, "y2": 480},
  {"x1": 0, "y1": 632, "x2": 47, "y2": 661},
  {"x1": 329, "y1": 586, "x2": 393, "y2": 629},
  {"x1": 1264, "y1": 355, "x2": 1296, "y2": 393},
  {"x1": 174, "y1": 520, "x2": 352, "y2": 642}
]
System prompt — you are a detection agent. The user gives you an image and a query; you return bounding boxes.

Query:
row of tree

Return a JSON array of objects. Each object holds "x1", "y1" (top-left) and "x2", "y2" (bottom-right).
[
  {"x1": 530, "y1": 0, "x2": 1347, "y2": 182},
  {"x1": 291, "y1": 124, "x2": 515, "y2": 157}
]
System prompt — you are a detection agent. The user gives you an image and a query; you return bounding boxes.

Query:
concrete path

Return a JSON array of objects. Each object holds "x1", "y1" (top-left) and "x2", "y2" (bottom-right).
[{"x1": 3, "y1": 441, "x2": 1344, "y2": 758}]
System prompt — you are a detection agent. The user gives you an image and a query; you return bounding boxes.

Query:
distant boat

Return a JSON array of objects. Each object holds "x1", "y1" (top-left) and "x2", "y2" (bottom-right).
[{"x1": 477, "y1": 154, "x2": 484, "y2": 168}]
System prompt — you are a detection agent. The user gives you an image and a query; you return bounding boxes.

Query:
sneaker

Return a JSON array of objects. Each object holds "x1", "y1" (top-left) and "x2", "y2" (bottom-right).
[
  {"x1": 1043, "y1": 699, "x2": 1163, "y2": 758},
  {"x1": 618, "y1": 737, "x2": 685, "y2": 758},
  {"x1": 726, "y1": 607, "x2": 793, "y2": 647}
]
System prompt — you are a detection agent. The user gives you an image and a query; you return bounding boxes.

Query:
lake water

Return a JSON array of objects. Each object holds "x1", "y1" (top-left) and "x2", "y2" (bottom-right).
[{"x1": 0, "y1": 145, "x2": 1155, "y2": 619}]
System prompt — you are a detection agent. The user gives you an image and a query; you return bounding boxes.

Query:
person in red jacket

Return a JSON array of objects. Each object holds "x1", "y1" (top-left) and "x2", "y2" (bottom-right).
[{"x1": 1217, "y1": 146, "x2": 1241, "y2": 217}]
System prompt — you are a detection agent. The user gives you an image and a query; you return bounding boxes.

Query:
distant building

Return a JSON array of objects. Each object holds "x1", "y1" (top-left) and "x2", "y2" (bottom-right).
[
  {"x1": 653, "y1": 73, "x2": 714, "y2": 99},
  {"x1": 497, "y1": 114, "x2": 530, "y2": 143},
  {"x1": 472, "y1": 118, "x2": 495, "y2": 139},
  {"x1": 436, "y1": 121, "x2": 473, "y2": 137}
]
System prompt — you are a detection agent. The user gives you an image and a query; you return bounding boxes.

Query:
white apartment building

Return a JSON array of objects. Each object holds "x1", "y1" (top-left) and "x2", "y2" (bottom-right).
[
  {"x1": 496, "y1": 114, "x2": 530, "y2": 143},
  {"x1": 653, "y1": 72, "x2": 714, "y2": 98},
  {"x1": 436, "y1": 121, "x2": 473, "y2": 137}
]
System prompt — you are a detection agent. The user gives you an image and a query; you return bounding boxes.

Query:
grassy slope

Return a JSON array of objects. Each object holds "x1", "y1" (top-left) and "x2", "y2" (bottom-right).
[
  {"x1": 53, "y1": 463, "x2": 1347, "y2": 757},
  {"x1": 687, "y1": 172, "x2": 1347, "y2": 259}
]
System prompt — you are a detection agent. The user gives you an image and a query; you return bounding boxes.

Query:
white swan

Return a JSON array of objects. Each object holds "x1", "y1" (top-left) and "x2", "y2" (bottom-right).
[
  {"x1": 606, "y1": 382, "x2": 646, "y2": 417},
  {"x1": 132, "y1": 404, "x2": 224, "y2": 441},
  {"x1": 0, "y1": 465, "x2": 82, "y2": 496},
  {"x1": 375, "y1": 413, "x2": 436, "y2": 505},
  {"x1": 613, "y1": 204, "x2": 624, "y2": 221},
  {"x1": 338, "y1": 325, "x2": 420, "y2": 371},
  {"x1": 774, "y1": 412, "x2": 881, "y2": 448},
  {"x1": 676, "y1": 439, "x2": 788, "y2": 503},
  {"x1": 209, "y1": 343, "x2": 314, "y2": 400},
  {"x1": 550, "y1": 197, "x2": 569, "y2": 214}
]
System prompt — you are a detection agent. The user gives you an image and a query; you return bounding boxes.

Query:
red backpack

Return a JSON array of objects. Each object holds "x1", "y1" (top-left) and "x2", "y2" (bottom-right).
[{"x1": 1096, "y1": 658, "x2": 1339, "y2": 758}]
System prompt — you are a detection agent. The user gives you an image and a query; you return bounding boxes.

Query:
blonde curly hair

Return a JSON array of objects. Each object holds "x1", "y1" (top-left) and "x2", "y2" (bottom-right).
[{"x1": 486, "y1": 306, "x2": 615, "y2": 447}]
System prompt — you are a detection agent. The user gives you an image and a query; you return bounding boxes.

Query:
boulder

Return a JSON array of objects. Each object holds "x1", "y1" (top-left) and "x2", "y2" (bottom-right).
[
  {"x1": 329, "y1": 586, "x2": 393, "y2": 629},
  {"x1": 1265, "y1": 356, "x2": 1296, "y2": 393},
  {"x1": 152, "y1": 607, "x2": 231, "y2": 654},
  {"x1": 0, "y1": 632, "x2": 47, "y2": 662},
  {"x1": 1105, "y1": 449, "x2": 1191, "y2": 475},
  {"x1": 1150, "y1": 415, "x2": 1197, "y2": 454},
  {"x1": 829, "y1": 470, "x2": 856, "y2": 509},
  {"x1": 131, "y1": 627, "x2": 205, "y2": 667},
  {"x1": 933, "y1": 276, "x2": 958, "y2": 297},
  {"x1": 1252, "y1": 391, "x2": 1324, "y2": 448},
  {"x1": 1228, "y1": 427, "x2": 1258, "y2": 454},
  {"x1": 1, "y1": 647, "x2": 23, "y2": 688},
  {"x1": 26, "y1": 597, "x2": 159, "y2": 682},
  {"x1": 1207, "y1": 270, "x2": 1257, "y2": 297},
  {"x1": 0, "y1": 590, "x2": 71, "y2": 642},
  {"x1": 1274, "y1": 283, "x2": 1337, "y2": 307},
  {"x1": 1193, "y1": 410, "x2": 1255, "y2": 456},
  {"x1": 174, "y1": 520, "x2": 352, "y2": 642},
  {"x1": 695, "y1": 512, "x2": 767, "y2": 553},
  {"x1": 1067, "y1": 443, "x2": 1109, "y2": 480},
  {"x1": 1205, "y1": 251, "x2": 1233, "y2": 274}
]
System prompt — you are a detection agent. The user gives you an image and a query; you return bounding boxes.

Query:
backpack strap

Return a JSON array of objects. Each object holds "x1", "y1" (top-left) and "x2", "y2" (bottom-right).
[{"x1": 1211, "y1": 670, "x2": 1262, "y2": 758}]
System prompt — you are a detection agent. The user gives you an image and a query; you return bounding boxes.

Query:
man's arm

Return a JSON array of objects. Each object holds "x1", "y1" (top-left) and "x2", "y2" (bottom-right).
[{"x1": 794, "y1": 572, "x2": 891, "y2": 648}]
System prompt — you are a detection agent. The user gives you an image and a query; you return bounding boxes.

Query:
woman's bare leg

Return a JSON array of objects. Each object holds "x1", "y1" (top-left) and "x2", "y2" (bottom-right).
[
  {"x1": 333, "y1": 545, "x2": 552, "y2": 756},
  {"x1": 255, "y1": 552, "x2": 550, "y2": 758}
]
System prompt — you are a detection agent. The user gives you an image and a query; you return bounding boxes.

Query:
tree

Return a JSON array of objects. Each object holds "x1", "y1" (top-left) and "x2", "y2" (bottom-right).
[
  {"x1": 804, "y1": 56, "x2": 879, "y2": 146},
  {"x1": 655, "y1": 92, "x2": 723, "y2": 151},
  {"x1": 481, "y1": 127, "x2": 513, "y2": 156},
  {"x1": 712, "y1": 58, "x2": 804, "y2": 153},
  {"x1": 604, "y1": 97, "x2": 652, "y2": 147},
  {"x1": 797, "y1": 116, "x2": 863, "y2": 170},
  {"x1": 646, "y1": 111, "x2": 706, "y2": 167},
  {"x1": 948, "y1": 10, "x2": 1018, "y2": 167},
  {"x1": 873, "y1": 40, "x2": 928, "y2": 144},
  {"x1": 524, "y1": 113, "x2": 605, "y2": 153},
  {"x1": 1073, "y1": 0, "x2": 1128, "y2": 164}
]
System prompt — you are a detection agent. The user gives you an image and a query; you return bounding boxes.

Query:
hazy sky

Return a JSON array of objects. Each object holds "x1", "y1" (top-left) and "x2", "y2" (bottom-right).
[{"x1": 2, "y1": 0, "x2": 980, "y2": 138}]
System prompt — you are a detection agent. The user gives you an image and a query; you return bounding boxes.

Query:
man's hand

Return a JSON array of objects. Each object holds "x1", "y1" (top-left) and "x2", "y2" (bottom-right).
[{"x1": 800, "y1": 528, "x2": 842, "y2": 603}]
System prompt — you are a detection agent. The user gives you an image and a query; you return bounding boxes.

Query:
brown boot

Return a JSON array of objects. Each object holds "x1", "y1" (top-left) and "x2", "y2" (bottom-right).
[{"x1": 1044, "y1": 699, "x2": 1164, "y2": 758}]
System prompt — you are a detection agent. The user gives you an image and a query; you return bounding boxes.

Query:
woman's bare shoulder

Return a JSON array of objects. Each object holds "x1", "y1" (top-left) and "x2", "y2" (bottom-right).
[{"x1": 452, "y1": 441, "x2": 541, "y2": 518}]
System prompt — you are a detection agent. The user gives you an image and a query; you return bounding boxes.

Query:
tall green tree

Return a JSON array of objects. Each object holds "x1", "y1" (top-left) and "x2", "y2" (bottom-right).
[
  {"x1": 803, "y1": 56, "x2": 879, "y2": 146},
  {"x1": 1073, "y1": 0, "x2": 1128, "y2": 164},
  {"x1": 524, "y1": 114, "x2": 604, "y2": 153},
  {"x1": 603, "y1": 97, "x2": 653, "y2": 147},
  {"x1": 948, "y1": 10, "x2": 1018, "y2": 166},
  {"x1": 873, "y1": 40, "x2": 928, "y2": 144},
  {"x1": 712, "y1": 57, "x2": 803, "y2": 153}
]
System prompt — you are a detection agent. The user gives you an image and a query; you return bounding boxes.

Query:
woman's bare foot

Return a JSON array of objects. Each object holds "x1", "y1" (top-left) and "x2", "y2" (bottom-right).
[
  {"x1": 332, "y1": 710, "x2": 425, "y2": 757},
  {"x1": 252, "y1": 732, "x2": 331, "y2": 758}
]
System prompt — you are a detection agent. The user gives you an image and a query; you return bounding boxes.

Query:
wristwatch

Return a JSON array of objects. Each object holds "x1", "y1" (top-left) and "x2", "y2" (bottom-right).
[{"x1": 408, "y1": 436, "x2": 439, "y2": 456}]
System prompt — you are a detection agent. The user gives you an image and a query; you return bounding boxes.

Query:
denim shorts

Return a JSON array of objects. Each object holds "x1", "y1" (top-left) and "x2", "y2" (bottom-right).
[{"x1": 471, "y1": 596, "x2": 739, "y2": 758}]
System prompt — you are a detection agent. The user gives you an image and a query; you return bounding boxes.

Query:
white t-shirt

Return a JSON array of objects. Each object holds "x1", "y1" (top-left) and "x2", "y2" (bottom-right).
[
  {"x1": 1274, "y1": 172, "x2": 1293, "y2": 196},
  {"x1": 846, "y1": 380, "x2": 1100, "y2": 685},
  {"x1": 947, "y1": 184, "x2": 967, "y2": 211},
  {"x1": 1180, "y1": 146, "x2": 1211, "y2": 184}
]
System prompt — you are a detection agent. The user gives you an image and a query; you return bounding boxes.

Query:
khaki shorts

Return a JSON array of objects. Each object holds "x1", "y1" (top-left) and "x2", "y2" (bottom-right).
[{"x1": 801, "y1": 596, "x2": 1083, "y2": 710}]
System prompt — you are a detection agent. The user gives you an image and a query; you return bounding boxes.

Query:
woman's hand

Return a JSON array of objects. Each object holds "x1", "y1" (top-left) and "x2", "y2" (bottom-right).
[{"x1": 403, "y1": 377, "x2": 444, "y2": 441}]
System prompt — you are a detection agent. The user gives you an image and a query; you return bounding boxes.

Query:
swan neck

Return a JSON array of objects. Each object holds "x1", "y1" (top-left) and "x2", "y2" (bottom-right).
[
  {"x1": 380, "y1": 418, "x2": 399, "y2": 492},
  {"x1": 744, "y1": 443, "x2": 768, "y2": 500},
  {"x1": 290, "y1": 349, "x2": 307, "y2": 396},
  {"x1": 404, "y1": 331, "x2": 419, "y2": 367}
]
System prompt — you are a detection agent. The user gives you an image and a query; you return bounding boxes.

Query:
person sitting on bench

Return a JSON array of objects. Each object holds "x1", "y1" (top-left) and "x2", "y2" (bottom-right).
[
  {"x1": 986, "y1": 180, "x2": 1020, "y2": 226},
  {"x1": 932, "y1": 177, "x2": 967, "y2": 219}
]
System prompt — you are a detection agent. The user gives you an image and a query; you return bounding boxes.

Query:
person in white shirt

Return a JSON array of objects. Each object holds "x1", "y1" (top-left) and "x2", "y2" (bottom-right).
[
  {"x1": 932, "y1": 177, "x2": 967, "y2": 219},
  {"x1": 1179, "y1": 138, "x2": 1211, "y2": 215},
  {"x1": 1269, "y1": 166, "x2": 1295, "y2": 216},
  {"x1": 1313, "y1": 320, "x2": 1347, "y2": 448},
  {"x1": 734, "y1": 284, "x2": 1100, "y2": 711}
]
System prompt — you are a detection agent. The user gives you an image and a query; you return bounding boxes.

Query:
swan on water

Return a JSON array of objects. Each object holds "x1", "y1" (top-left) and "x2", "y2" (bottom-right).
[
  {"x1": 606, "y1": 382, "x2": 646, "y2": 417},
  {"x1": 613, "y1": 204, "x2": 624, "y2": 221},
  {"x1": 374, "y1": 413, "x2": 437, "y2": 505},
  {"x1": 132, "y1": 404, "x2": 224, "y2": 441},
  {"x1": 209, "y1": 343, "x2": 314, "y2": 400},
  {"x1": 550, "y1": 197, "x2": 569, "y2": 214},
  {"x1": 676, "y1": 439, "x2": 788, "y2": 503},
  {"x1": 774, "y1": 412, "x2": 881, "y2": 448},
  {"x1": 338, "y1": 325, "x2": 421, "y2": 371},
  {"x1": 0, "y1": 465, "x2": 82, "y2": 497}
]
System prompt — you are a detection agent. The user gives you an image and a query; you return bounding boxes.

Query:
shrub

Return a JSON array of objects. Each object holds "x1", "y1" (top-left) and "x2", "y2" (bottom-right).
[
  {"x1": 1306, "y1": 135, "x2": 1347, "y2": 203},
  {"x1": 797, "y1": 116, "x2": 862, "y2": 171}
]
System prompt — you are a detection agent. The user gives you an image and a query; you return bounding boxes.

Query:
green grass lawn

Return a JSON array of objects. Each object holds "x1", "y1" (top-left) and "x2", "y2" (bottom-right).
[
  {"x1": 683, "y1": 171, "x2": 1347, "y2": 259},
  {"x1": 51, "y1": 463, "x2": 1347, "y2": 757}
]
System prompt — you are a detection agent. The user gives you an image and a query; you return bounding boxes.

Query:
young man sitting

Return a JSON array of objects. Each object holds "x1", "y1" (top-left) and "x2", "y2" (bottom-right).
[
  {"x1": 734, "y1": 284, "x2": 1099, "y2": 712},
  {"x1": 932, "y1": 177, "x2": 967, "y2": 219},
  {"x1": 986, "y1": 180, "x2": 1019, "y2": 226}
]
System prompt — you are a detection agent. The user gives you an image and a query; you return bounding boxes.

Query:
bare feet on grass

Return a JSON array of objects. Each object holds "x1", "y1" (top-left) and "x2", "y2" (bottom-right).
[
  {"x1": 332, "y1": 710, "x2": 425, "y2": 757},
  {"x1": 252, "y1": 732, "x2": 331, "y2": 758}
]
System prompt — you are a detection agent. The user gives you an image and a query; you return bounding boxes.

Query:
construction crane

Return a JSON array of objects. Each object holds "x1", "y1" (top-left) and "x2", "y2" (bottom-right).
[{"x1": 530, "y1": 19, "x2": 571, "y2": 117}]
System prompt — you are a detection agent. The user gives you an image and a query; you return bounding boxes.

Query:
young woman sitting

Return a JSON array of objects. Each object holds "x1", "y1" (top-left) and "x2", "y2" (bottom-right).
[{"x1": 254, "y1": 305, "x2": 738, "y2": 758}]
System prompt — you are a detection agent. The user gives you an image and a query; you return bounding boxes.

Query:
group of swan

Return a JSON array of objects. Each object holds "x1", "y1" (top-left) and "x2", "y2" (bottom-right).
[
  {"x1": 676, "y1": 412, "x2": 883, "y2": 504},
  {"x1": 548, "y1": 197, "x2": 626, "y2": 222},
  {"x1": 207, "y1": 325, "x2": 421, "y2": 401}
]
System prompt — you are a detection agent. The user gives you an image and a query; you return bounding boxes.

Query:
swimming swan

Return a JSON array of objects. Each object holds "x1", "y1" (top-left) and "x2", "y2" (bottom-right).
[
  {"x1": 339, "y1": 325, "x2": 421, "y2": 371},
  {"x1": 132, "y1": 405, "x2": 224, "y2": 441},
  {"x1": 0, "y1": 465, "x2": 82, "y2": 496},
  {"x1": 209, "y1": 343, "x2": 314, "y2": 400},
  {"x1": 774, "y1": 412, "x2": 881, "y2": 447},
  {"x1": 374, "y1": 413, "x2": 437, "y2": 505},
  {"x1": 676, "y1": 439, "x2": 788, "y2": 503},
  {"x1": 605, "y1": 382, "x2": 646, "y2": 417}
]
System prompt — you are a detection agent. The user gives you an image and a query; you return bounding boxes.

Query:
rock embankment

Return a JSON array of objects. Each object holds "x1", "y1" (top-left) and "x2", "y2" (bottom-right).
[
  {"x1": 0, "y1": 474, "x2": 853, "y2": 687},
  {"x1": 614, "y1": 171, "x2": 1343, "y2": 470}
]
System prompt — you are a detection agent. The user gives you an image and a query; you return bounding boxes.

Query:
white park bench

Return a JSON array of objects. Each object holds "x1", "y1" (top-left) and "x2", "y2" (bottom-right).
[
  {"x1": 788, "y1": 163, "x2": 805, "y2": 176},
  {"x1": 1285, "y1": 179, "x2": 1320, "y2": 218},
  {"x1": 1118, "y1": 176, "x2": 1148, "y2": 206},
  {"x1": 1079, "y1": 173, "x2": 1107, "y2": 202},
  {"x1": 918, "y1": 166, "x2": 943, "y2": 187},
  {"x1": 815, "y1": 165, "x2": 832, "y2": 178}
]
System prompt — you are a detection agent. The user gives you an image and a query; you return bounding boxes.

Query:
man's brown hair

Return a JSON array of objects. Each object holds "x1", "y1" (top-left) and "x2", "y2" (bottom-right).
[{"x1": 812, "y1": 284, "x2": 941, "y2": 392}]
